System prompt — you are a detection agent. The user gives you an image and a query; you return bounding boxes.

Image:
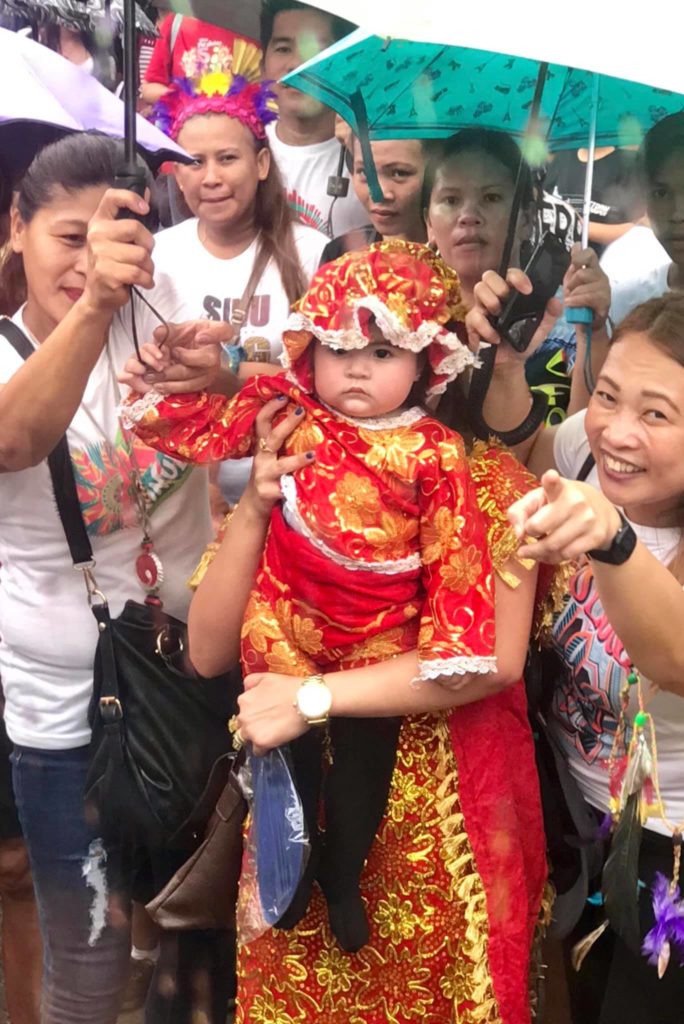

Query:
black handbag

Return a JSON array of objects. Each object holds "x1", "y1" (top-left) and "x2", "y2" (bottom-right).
[{"x1": 1, "y1": 318, "x2": 239, "y2": 850}]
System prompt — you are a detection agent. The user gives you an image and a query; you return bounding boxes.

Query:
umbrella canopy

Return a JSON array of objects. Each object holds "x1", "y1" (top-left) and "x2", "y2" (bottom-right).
[
  {"x1": 282, "y1": 29, "x2": 684, "y2": 153},
  {"x1": 148, "y1": 0, "x2": 260, "y2": 42},
  {"x1": 309, "y1": 0, "x2": 684, "y2": 96},
  {"x1": 0, "y1": 0, "x2": 157, "y2": 35},
  {"x1": 0, "y1": 26, "x2": 190, "y2": 176}
]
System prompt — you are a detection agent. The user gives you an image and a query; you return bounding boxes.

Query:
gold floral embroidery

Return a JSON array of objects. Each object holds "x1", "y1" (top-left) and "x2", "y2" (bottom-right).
[
  {"x1": 274, "y1": 598, "x2": 324, "y2": 656},
  {"x1": 421, "y1": 506, "x2": 464, "y2": 565},
  {"x1": 360, "y1": 429, "x2": 426, "y2": 480},
  {"x1": 347, "y1": 626, "x2": 407, "y2": 663},
  {"x1": 241, "y1": 595, "x2": 284, "y2": 653},
  {"x1": 330, "y1": 472, "x2": 382, "y2": 533},
  {"x1": 245, "y1": 992, "x2": 298, "y2": 1024},
  {"x1": 264, "y1": 640, "x2": 314, "y2": 676},
  {"x1": 364, "y1": 510, "x2": 419, "y2": 559},
  {"x1": 236, "y1": 715, "x2": 503, "y2": 1024},
  {"x1": 440, "y1": 544, "x2": 483, "y2": 594},
  {"x1": 374, "y1": 892, "x2": 422, "y2": 944},
  {"x1": 438, "y1": 439, "x2": 465, "y2": 473},
  {"x1": 312, "y1": 946, "x2": 356, "y2": 996},
  {"x1": 288, "y1": 417, "x2": 326, "y2": 455}
]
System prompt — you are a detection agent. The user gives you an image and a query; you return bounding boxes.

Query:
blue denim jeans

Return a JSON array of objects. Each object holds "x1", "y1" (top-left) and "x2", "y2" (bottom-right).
[
  {"x1": 11, "y1": 744, "x2": 235, "y2": 1024},
  {"x1": 11, "y1": 745, "x2": 131, "y2": 1024}
]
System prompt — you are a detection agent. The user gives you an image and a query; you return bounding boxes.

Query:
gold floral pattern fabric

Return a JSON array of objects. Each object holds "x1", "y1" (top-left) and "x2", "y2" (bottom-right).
[
  {"x1": 126, "y1": 374, "x2": 496, "y2": 682},
  {"x1": 236, "y1": 714, "x2": 501, "y2": 1024}
]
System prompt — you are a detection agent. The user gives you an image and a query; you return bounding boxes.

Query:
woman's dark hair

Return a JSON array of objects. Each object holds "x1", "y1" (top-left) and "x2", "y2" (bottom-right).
[
  {"x1": 611, "y1": 291, "x2": 684, "y2": 577},
  {"x1": 421, "y1": 128, "x2": 534, "y2": 213},
  {"x1": 253, "y1": 139, "x2": 307, "y2": 304},
  {"x1": 639, "y1": 112, "x2": 684, "y2": 185},
  {"x1": 260, "y1": 0, "x2": 355, "y2": 51},
  {"x1": 611, "y1": 291, "x2": 684, "y2": 362},
  {"x1": 16, "y1": 132, "x2": 131, "y2": 224},
  {"x1": 0, "y1": 133, "x2": 149, "y2": 315},
  {"x1": 345, "y1": 134, "x2": 429, "y2": 175}
]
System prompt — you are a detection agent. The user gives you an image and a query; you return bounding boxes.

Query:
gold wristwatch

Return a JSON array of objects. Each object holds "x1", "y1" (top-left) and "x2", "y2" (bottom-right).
[{"x1": 294, "y1": 674, "x2": 332, "y2": 726}]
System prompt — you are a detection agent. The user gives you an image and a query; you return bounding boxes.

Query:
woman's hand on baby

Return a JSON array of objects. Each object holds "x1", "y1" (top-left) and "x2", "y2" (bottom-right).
[
  {"x1": 465, "y1": 267, "x2": 563, "y2": 366},
  {"x1": 563, "y1": 244, "x2": 611, "y2": 330},
  {"x1": 242, "y1": 398, "x2": 317, "y2": 520},
  {"x1": 237, "y1": 673, "x2": 309, "y2": 755},
  {"x1": 508, "y1": 469, "x2": 622, "y2": 563}
]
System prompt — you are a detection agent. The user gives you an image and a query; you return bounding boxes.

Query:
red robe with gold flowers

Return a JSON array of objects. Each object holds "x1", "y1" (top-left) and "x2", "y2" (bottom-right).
[
  {"x1": 126, "y1": 380, "x2": 548, "y2": 1024},
  {"x1": 127, "y1": 373, "x2": 496, "y2": 682}
]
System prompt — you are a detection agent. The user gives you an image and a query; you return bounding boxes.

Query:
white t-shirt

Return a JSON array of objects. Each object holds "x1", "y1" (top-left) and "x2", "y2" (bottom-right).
[
  {"x1": 151, "y1": 217, "x2": 326, "y2": 363},
  {"x1": 0, "y1": 299, "x2": 212, "y2": 750},
  {"x1": 550, "y1": 410, "x2": 684, "y2": 835},
  {"x1": 152, "y1": 218, "x2": 326, "y2": 503},
  {"x1": 600, "y1": 225, "x2": 669, "y2": 290},
  {"x1": 609, "y1": 259, "x2": 672, "y2": 330},
  {"x1": 266, "y1": 122, "x2": 368, "y2": 240}
]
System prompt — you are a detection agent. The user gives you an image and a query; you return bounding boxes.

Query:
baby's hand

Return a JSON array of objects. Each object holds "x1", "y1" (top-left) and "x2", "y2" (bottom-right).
[{"x1": 118, "y1": 341, "x2": 170, "y2": 394}]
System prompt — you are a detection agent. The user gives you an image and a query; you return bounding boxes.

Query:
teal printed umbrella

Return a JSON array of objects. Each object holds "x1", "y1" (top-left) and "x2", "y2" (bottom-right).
[{"x1": 282, "y1": 29, "x2": 684, "y2": 168}]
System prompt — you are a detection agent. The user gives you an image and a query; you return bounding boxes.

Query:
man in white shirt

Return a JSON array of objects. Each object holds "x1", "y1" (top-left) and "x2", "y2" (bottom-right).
[{"x1": 261, "y1": 1, "x2": 368, "y2": 239}]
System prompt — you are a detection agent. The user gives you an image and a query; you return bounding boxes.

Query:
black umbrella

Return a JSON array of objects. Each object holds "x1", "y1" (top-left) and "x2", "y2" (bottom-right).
[{"x1": 147, "y1": 0, "x2": 259, "y2": 41}]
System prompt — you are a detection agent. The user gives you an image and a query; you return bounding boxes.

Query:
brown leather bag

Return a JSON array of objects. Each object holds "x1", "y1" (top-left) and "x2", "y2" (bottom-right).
[{"x1": 146, "y1": 763, "x2": 247, "y2": 931}]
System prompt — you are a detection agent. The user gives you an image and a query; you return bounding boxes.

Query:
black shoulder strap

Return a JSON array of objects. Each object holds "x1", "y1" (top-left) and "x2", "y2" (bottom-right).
[
  {"x1": 0, "y1": 318, "x2": 94, "y2": 566},
  {"x1": 576, "y1": 452, "x2": 596, "y2": 482}
]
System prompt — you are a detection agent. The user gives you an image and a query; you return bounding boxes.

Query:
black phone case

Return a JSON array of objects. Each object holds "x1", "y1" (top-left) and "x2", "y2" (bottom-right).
[{"x1": 494, "y1": 232, "x2": 571, "y2": 352}]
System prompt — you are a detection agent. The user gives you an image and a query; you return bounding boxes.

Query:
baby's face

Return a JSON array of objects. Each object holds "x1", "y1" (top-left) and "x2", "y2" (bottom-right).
[{"x1": 312, "y1": 333, "x2": 420, "y2": 419}]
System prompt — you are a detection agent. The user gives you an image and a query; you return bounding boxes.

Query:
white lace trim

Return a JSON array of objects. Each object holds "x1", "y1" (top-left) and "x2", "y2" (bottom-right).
[
  {"x1": 318, "y1": 400, "x2": 426, "y2": 430},
  {"x1": 283, "y1": 304, "x2": 445, "y2": 358},
  {"x1": 418, "y1": 655, "x2": 498, "y2": 683},
  {"x1": 119, "y1": 389, "x2": 166, "y2": 428},
  {"x1": 280, "y1": 474, "x2": 422, "y2": 575}
]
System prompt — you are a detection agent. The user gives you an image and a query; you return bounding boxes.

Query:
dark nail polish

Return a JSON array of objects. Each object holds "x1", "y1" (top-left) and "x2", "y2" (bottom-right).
[
  {"x1": 276, "y1": 394, "x2": 287, "y2": 401},
  {"x1": 306, "y1": 451, "x2": 314, "y2": 459},
  {"x1": 295, "y1": 406, "x2": 304, "y2": 415}
]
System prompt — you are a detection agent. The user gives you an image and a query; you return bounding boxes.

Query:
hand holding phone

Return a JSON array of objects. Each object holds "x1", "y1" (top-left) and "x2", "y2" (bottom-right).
[{"x1": 493, "y1": 232, "x2": 570, "y2": 353}]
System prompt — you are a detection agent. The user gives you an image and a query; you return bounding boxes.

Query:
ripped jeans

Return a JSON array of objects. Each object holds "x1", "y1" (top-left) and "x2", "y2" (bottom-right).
[{"x1": 10, "y1": 745, "x2": 131, "y2": 1024}]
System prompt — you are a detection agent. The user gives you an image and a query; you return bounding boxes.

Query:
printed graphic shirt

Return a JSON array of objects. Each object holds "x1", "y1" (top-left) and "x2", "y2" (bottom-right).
[
  {"x1": 0, "y1": 303, "x2": 212, "y2": 749},
  {"x1": 550, "y1": 411, "x2": 684, "y2": 834},
  {"x1": 266, "y1": 123, "x2": 368, "y2": 239}
]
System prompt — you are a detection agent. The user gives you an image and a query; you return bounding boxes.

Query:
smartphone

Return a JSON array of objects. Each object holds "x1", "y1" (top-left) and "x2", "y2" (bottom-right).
[{"x1": 493, "y1": 232, "x2": 570, "y2": 353}]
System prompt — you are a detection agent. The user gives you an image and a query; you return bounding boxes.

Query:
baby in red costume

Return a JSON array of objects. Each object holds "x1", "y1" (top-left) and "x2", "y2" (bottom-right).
[{"x1": 125, "y1": 241, "x2": 497, "y2": 950}]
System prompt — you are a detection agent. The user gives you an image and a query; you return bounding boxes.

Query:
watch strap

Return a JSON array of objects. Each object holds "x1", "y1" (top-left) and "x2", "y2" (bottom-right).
[{"x1": 587, "y1": 510, "x2": 637, "y2": 565}]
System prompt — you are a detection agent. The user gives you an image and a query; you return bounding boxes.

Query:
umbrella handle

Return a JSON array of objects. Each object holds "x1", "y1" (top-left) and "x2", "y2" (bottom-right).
[{"x1": 113, "y1": 167, "x2": 148, "y2": 217}]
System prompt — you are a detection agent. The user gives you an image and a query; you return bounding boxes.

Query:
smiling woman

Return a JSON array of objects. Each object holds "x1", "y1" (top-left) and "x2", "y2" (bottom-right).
[
  {"x1": 149, "y1": 53, "x2": 327, "y2": 501},
  {"x1": 500, "y1": 291, "x2": 684, "y2": 1022}
]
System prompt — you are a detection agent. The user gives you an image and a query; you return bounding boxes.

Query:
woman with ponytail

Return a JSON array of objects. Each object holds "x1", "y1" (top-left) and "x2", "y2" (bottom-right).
[{"x1": 147, "y1": 49, "x2": 326, "y2": 500}]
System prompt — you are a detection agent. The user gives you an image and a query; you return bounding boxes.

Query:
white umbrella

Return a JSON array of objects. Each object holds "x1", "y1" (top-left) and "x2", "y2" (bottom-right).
[
  {"x1": 0, "y1": 26, "x2": 190, "y2": 175},
  {"x1": 312, "y1": 0, "x2": 684, "y2": 95}
]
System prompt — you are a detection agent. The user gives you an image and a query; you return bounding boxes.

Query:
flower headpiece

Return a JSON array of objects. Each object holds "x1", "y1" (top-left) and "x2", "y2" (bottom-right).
[
  {"x1": 152, "y1": 41, "x2": 277, "y2": 142},
  {"x1": 281, "y1": 240, "x2": 481, "y2": 397}
]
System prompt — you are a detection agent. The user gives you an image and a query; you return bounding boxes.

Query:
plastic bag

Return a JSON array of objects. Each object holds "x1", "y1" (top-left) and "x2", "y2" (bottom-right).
[{"x1": 236, "y1": 745, "x2": 309, "y2": 943}]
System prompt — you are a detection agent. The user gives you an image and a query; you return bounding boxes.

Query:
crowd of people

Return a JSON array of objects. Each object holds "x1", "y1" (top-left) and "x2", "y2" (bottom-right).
[{"x1": 0, "y1": 3, "x2": 683, "y2": 1024}]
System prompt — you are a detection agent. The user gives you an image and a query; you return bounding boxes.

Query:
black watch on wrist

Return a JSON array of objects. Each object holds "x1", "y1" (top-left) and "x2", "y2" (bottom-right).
[{"x1": 587, "y1": 510, "x2": 637, "y2": 565}]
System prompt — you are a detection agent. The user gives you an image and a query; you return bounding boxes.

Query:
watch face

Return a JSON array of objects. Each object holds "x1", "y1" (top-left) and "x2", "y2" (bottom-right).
[{"x1": 298, "y1": 682, "x2": 332, "y2": 720}]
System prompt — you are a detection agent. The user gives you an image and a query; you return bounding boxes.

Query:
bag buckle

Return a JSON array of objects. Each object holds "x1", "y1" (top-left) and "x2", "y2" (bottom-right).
[
  {"x1": 77, "y1": 562, "x2": 108, "y2": 608},
  {"x1": 99, "y1": 696, "x2": 123, "y2": 723},
  {"x1": 155, "y1": 625, "x2": 184, "y2": 665}
]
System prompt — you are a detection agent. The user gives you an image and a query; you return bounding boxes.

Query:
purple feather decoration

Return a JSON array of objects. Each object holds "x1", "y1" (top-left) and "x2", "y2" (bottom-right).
[
  {"x1": 642, "y1": 872, "x2": 684, "y2": 977},
  {"x1": 597, "y1": 812, "x2": 613, "y2": 841}
]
